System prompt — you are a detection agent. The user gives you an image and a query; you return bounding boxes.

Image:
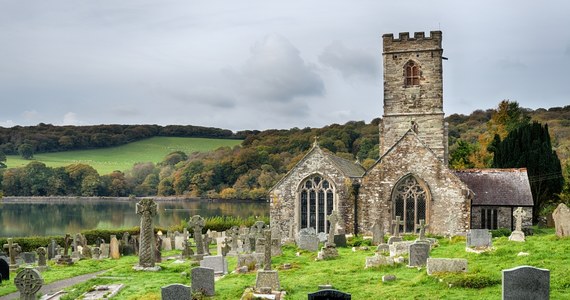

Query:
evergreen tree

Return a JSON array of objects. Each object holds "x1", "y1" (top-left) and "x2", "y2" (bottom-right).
[{"x1": 490, "y1": 122, "x2": 564, "y2": 221}]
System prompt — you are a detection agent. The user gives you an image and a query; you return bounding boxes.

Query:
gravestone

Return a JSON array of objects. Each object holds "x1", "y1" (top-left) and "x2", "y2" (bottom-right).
[
  {"x1": 388, "y1": 216, "x2": 404, "y2": 244},
  {"x1": 509, "y1": 207, "x2": 527, "y2": 242},
  {"x1": 109, "y1": 235, "x2": 120, "y2": 259},
  {"x1": 92, "y1": 247, "x2": 101, "y2": 260},
  {"x1": 155, "y1": 234, "x2": 162, "y2": 262},
  {"x1": 203, "y1": 232, "x2": 212, "y2": 255},
  {"x1": 426, "y1": 258, "x2": 468, "y2": 275},
  {"x1": 317, "y1": 211, "x2": 340, "y2": 260},
  {"x1": 226, "y1": 226, "x2": 240, "y2": 255},
  {"x1": 552, "y1": 203, "x2": 570, "y2": 237},
  {"x1": 191, "y1": 267, "x2": 215, "y2": 296},
  {"x1": 333, "y1": 234, "x2": 347, "y2": 247},
  {"x1": 57, "y1": 234, "x2": 73, "y2": 265},
  {"x1": 502, "y1": 265, "x2": 550, "y2": 300},
  {"x1": 376, "y1": 243, "x2": 390, "y2": 254},
  {"x1": 100, "y1": 243, "x2": 110, "y2": 259},
  {"x1": 3, "y1": 238, "x2": 21, "y2": 270},
  {"x1": 161, "y1": 283, "x2": 191, "y2": 300},
  {"x1": 297, "y1": 228, "x2": 319, "y2": 251},
  {"x1": 189, "y1": 215, "x2": 206, "y2": 261},
  {"x1": 466, "y1": 229, "x2": 492, "y2": 248},
  {"x1": 36, "y1": 247, "x2": 47, "y2": 270},
  {"x1": 200, "y1": 255, "x2": 228, "y2": 275},
  {"x1": 22, "y1": 252, "x2": 36, "y2": 264},
  {"x1": 408, "y1": 242, "x2": 430, "y2": 267},
  {"x1": 308, "y1": 288, "x2": 351, "y2": 299},
  {"x1": 416, "y1": 219, "x2": 429, "y2": 241},
  {"x1": 161, "y1": 236, "x2": 172, "y2": 251},
  {"x1": 135, "y1": 198, "x2": 158, "y2": 269},
  {"x1": 122, "y1": 232, "x2": 133, "y2": 255},
  {"x1": 255, "y1": 229, "x2": 280, "y2": 291},
  {"x1": 389, "y1": 241, "x2": 413, "y2": 257},
  {"x1": 371, "y1": 220, "x2": 384, "y2": 245},
  {"x1": 82, "y1": 245, "x2": 92, "y2": 259},
  {"x1": 237, "y1": 253, "x2": 264, "y2": 271},
  {"x1": 47, "y1": 239, "x2": 57, "y2": 260},
  {"x1": 220, "y1": 238, "x2": 231, "y2": 257},
  {"x1": 14, "y1": 267, "x2": 44, "y2": 300},
  {"x1": 181, "y1": 239, "x2": 194, "y2": 259},
  {"x1": 365, "y1": 254, "x2": 394, "y2": 268},
  {"x1": 0, "y1": 257, "x2": 9, "y2": 282},
  {"x1": 175, "y1": 235, "x2": 185, "y2": 250}
]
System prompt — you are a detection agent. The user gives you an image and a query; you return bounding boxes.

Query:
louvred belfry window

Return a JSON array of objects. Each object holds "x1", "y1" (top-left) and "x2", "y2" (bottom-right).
[{"x1": 299, "y1": 175, "x2": 335, "y2": 233}]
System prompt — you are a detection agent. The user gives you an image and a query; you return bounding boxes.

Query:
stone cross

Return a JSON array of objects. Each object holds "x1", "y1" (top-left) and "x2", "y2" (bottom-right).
[
  {"x1": 417, "y1": 219, "x2": 429, "y2": 240},
  {"x1": 188, "y1": 215, "x2": 205, "y2": 256},
  {"x1": 63, "y1": 233, "x2": 72, "y2": 256},
  {"x1": 203, "y1": 232, "x2": 212, "y2": 255},
  {"x1": 136, "y1": 198, "x2": 158, "y2": 268},
  {"x1": 14, "y1": 267, "x2": 44, "y2": 300},
  {"x1": 227, "y1": 226, "x2": 240, "y2": 252},
  {"x1": 327, "y1": 210, "x2": 340, "y2": 244},
  {"x1": 513, "y1": 207, "x2": 527, "y2": 232},
  {"x1": 392, "y1": 216, "x2": 404, "y2": 237},
  {"x1": 3, "y1": 238, "x2": 20, "y2": 266},
  {"x1": 221, "y1": 237, "x2": 231, "y2": 257},
  {"x1": 262, "y1": 229, "x2": 272, "y2": 271},
  {"x1": 36, "y1": 247, "x2": 47, "y2": 267}
]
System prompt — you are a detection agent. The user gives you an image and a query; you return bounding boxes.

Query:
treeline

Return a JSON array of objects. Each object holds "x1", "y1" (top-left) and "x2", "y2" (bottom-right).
[
  {"x1": 0, "y1": 123, "x2": 244, "y2": 155},
  {"x1": 0, "y1": 120, "x2": 381, "y2": 199}
]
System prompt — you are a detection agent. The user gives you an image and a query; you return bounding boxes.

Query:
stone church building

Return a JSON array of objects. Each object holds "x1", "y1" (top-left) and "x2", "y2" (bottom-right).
[{"x1": 268, "y1": 31, "x2": 533, "y2": 237}]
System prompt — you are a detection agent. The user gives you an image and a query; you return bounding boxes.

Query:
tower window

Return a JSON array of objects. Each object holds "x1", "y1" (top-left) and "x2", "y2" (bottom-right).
[{"x1": 404, "y1": 61, "x2": 420, "y2": 86}]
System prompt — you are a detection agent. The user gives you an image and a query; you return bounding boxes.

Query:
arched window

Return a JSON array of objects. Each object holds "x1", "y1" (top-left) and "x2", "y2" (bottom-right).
[
  {"x1": 392, "y1": 175, "x2": 428, "y2": 233},
  {"x1": 299, "y1": 175, "x2": 335, "y2": 233},
  {"x1": 404, "y1": 61, "x2": 420, "y2": 86}
]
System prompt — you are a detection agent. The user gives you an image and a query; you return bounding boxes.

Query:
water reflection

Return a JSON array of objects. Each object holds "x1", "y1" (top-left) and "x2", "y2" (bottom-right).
[{"x1": 0, "y1": 198, "x2": 268, "y2": 237}]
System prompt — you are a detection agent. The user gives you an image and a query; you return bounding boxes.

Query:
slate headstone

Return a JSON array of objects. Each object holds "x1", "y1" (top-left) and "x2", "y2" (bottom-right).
[
  {"x1": 22, "y1": 252, "x2": 36, "y2": 264},
  {"x1": 0, "y1": 258, "x2": 9, "y2": 282},
  {"x1": 333, "y1": 234, "x2": 347, "y2": 247},
  {"x1": 297, "y1": 228, "x2": 319, "y2": 251},
  {"x1": 502, "y1": 266, "x2": 550, "y2": 300},
  {"x1": 408, "y1": 242, "x2": 430, "y2": 267},
  {"x1": 308, "y1": 288, "x2": 351, "y2": 299},
  {"x1": 466, "y1": 229, "x2": 492, "y2": 248},
  {"x1": 191, "y1": 267, "x2": 215, "y2": 296},
  {"x1": 200, "y1": 255, "x2": 228, "y2": 275},
  {"x1": 161, "y1": 283, "x2": 191, "y2": 300}
]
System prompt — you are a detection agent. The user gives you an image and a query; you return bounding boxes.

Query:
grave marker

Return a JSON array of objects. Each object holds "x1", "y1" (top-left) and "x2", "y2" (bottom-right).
[
  {"x1": 189, "y1": 215, "x2": 206, "y2": 261},
  {"x1": 135, "y1": 198, "x2": 158, "y2": 268},
  {"x1": 14, "y1": 267, "x2": 44, "y2": 300},
  {"x1": 502, "y1": 265, "x2": 550, "y2": 300},
  {"x1": 161, "y1": 283, "x2": 191, "y2": 300},
  {"x1": 191, "y1": 267, "x2": 215, "y2": 296},
  {"x1": 308, "y1": 288, "x2": 351, "y2": 300}
]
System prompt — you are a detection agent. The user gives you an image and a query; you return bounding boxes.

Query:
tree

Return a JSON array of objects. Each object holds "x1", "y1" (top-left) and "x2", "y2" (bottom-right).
[
  {"x1": 18, "y1": 143, "x2": 34, "y2": 160},
  {"x1": 489, "y1": 122, "x2": 564, "y2": 221},
  {"x1": 0, "y1": 150, "x2": 6, "y2": 168}
]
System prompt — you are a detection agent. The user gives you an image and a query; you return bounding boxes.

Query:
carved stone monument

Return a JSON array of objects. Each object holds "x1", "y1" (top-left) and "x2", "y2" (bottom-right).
[
  {"x1": 2, "y1": 238, "x2": 21, "y2": 270},
  {"x1": 509, "y1": 207, "x2": 527, "y2": 242},
  {"x1": 255, "y1": 229, "x2": 280, "y2": 291},
  {"x1": 189, "y1": 215, "x2": 205, "y2": 261},
  {"x1": 317, "y1": 211, "x2": 340, "y2": 260},
  {"x1": 135, "y1": 198, "x2": 159, "y2": 270},
  {"x1": 14, "y1": 267, "x2": 44, "y2": 300},
  {"x1": 388, "y1": 216, "x2": 404, "y2": 244},
  {"x1": 56, "y1": 234, "x2": 73, "y2": 265}
]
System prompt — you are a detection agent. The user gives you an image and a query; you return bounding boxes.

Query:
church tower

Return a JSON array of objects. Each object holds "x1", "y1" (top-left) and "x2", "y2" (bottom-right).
[{"x1": 380, "y1": 31, "x2": 448, "y2": 164}]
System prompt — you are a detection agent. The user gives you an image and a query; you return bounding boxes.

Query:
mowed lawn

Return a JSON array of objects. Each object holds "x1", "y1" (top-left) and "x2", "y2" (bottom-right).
[{"x1": 5, "y1": 137, "x2": 242, "y2": 175}]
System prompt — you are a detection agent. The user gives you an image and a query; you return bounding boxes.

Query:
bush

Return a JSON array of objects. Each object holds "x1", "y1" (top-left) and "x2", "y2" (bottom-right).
[
  {"x1": 490, "y1": 228, "x2": 511, "y2": 237},
  {"x1": 347, "y1": 235, "x2": 372, "y2": 247}
]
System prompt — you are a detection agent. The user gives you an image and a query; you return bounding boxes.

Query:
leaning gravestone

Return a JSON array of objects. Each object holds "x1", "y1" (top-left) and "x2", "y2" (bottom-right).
[
  {"x1": 161, "y1": 283, "x2": 191, "y2": 300},
  {"x1": 191, "y1": 267, "x2": 215, "y2": 297},
  {"x1": 135, "y1": 198, "x2": 158, "y2": 269},
  {"x1": 0, "y1": 257, "x2": 9, "y2": 283},
  {"x1": 502, "y1": 266, "x2": 550, "y2": 300},
  {"x1": 552, "y1": 203, "x2": 570, "y2": 237},
  {"x1": 408, "y1": 242, "x2": 430, "y2": 267},
  {"x1": 14, "y1": 267, "x2": 44, "y2": 300},
  {"x1": 308, "y1": 288, "x2": 351, "y2": 299},
  {"x1": 466, "y1": 229, "x2": 492, "y2": 248},
  {"x1": 297, "y1": 228, "x2": 319, "y2": 251}
]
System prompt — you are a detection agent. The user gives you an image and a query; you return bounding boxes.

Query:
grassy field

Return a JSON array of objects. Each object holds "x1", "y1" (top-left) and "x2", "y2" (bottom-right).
[
  {"x1": 4, "y1": 137, "x2": 242, "y2": 175},
  {"x1": 0, "y1": 228, "x2": 568, "y2": 299}
]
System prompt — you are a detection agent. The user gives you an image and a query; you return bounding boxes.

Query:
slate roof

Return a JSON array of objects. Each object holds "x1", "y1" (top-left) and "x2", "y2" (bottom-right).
[
  {"x1": 325, "y1": 151, "x2": 366, "y2": 178},
  {"x1": 454, "y1": 168, "x2": 534, "y2": 206}
]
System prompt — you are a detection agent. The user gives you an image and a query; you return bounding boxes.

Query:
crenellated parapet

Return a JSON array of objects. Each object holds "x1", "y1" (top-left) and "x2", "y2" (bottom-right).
[{"x1": 383, "y1": 31, "x2": 442, "y2": 53}]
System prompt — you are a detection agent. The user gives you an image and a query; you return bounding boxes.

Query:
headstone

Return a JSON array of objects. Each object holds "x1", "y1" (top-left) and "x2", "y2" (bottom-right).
[
  {"x1": 135, "y1": 198, "x2": 158, "y2": 269},
  {"x1": 333, "y1": 234, "x2": 347, "y2": 247},
  {"x1": 189, "y1": 215, "x2": 206, "y2": 261},
  {"x1": 191, "y1": 267, "x2": 215, "y2": 296},
  {"x1": 416, "y1": 219, "x2": 429, "y2": 241},
  {"x1": 22, "y1": 252, "x2": 36, "y2": 264},
  {"x1": 92, "y1": 247, "x2": 101, "y2": 259},
  {"x1": 382, "y1": 274, "x2": 397, "y2": 282},
  {"x1": 57, "y1": 234, "x2": 73, "y2": 265},
  {"x1": 161, "y1": 283, "x2": 191, "y2": 300},
  {"x1": 100, "y1": 243, "x2": 110, "y2": 259},
  {"x1": 175, "y1": 236, "x2": 185, "y2": 250},
  {"x1": 161, "y1": 236, "x2": 172, "y2": 251},
  {"x1": 317, "y1": 232, "x2": 328, "y2": 243},
  {"x1": 552, "y1": 203, "x2": 570, "y2": 237},
  {"x1": 237, "y1": 253, "x2": 264, "y2": 271},
  {"x1": 14, "y1": 267, "x2": 44, "y2": 300},
  {"x1": 317, "y1": 211, "x2": 340, "y2": 260},
  {"x1": 387, "y1": 216, "x2": 404, "y2": 244},
  {"x1": 502, "y1": 265, "x2": 550, "y2": 300},
  {"x1": 3, "y1": 238, "x2": 21, "y2": 270},
  {"x1": 155, "y1": 234, "x2": 163, "y2": 262},
  {"x1": 426, "y1": 258, "x2": 468, "y2": 275},
  {"x1": 200, "y1": 255, "x2": 228, "y2": 275},
  {"x1": 408, "y1": 242, "x2": 430, "y2": 267},
  {"x1": 181, "y1": 239, "x2": 194, "y2": 259},
  {"x1": 109, "y1": 235, "x2": 120, "y2": 259},
  {"x1": 122, "y1": 232, "x2": 133, "y2": 255},
  {"x1": 226, "y1": 226, "x2": 240, "y2": 255},
  {"x1": 255, "y1": 229, "x2": 280, "y2": 291},
  {"x1": 0, "y1": 257, "x2": 9, "y2": 282},
  {"x1": 82, "y1": 245, "x2": 92, "y2": 259},
  {"x1": 389, "y1": 241, "x2": 413, "y2": 257},
  {"x1": 308, "y1": 289, "x2": 351, "y2": 299},
  {"x1": 365, "y1": 254, "x2": 394, "y2": 268},
  {"x1": 371, "y1": 220, "x2": 384, "y2": 245},
  {"x1": 509, "y1": 207, "x2": 527, "y2": 242},
  {"x1": 36, "y1": 247, "x2": 47, "y2": 269},
  {"x1": 297, "y1": 228, "x2": 320, "y2": 251},
  {"x1": 466, "y1": 229, "x2": 492, "y2": 248},
  {"x1": 47, "y1": 239, "x2": 57, "y2": 260},
  {"x1": 376, "y1": 244, "x2": 390, "y2": 254},
  {"x1": 203, "y1": 232, "x2": 212, "y2": 255}
]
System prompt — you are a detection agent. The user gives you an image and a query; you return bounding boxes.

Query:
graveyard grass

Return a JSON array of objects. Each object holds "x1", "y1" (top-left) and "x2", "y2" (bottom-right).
[
  {"x1": 1, "y1": 228, "x2": 569, "y2": 299},
  {"x1": 4, "y1": 137, "x2": 242, "y2": 175}
]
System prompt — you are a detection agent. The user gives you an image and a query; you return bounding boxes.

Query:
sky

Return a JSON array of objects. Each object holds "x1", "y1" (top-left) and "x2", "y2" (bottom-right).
[{"x1": 1, "y1": 1, "x2": 569, "y2": 131}]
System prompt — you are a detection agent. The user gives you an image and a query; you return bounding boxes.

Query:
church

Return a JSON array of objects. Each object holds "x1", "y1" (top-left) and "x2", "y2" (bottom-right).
[{"x1": 268, "y1": 31, "x2": 533, "y2": 237}]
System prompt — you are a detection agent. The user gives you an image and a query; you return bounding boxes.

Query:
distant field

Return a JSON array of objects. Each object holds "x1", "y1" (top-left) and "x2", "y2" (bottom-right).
[{"x1": 5, "y1": 137, "x2": 242, "y2": 175}]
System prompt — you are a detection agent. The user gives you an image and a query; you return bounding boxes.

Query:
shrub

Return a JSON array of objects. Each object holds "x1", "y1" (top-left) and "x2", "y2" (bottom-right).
[{"x1": 490, "y1": 228, "x2": 511, "y2": 237}]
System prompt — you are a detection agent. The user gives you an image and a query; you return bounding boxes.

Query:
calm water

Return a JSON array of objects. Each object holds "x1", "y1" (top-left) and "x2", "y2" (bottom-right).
[{"x1": 0, "y1": 198, "x2": 268, "y2": 237}]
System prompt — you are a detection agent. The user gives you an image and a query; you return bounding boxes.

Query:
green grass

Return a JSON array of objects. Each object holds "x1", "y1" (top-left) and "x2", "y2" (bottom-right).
[
  {"x1": 5, "y1": 137, "x2": 242, "y2": 175},
  {"x1": 1, "y1": 229, "x2": 568, "y2": 299}
]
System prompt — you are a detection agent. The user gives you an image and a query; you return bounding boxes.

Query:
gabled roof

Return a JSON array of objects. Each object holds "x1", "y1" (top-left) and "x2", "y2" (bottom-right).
[{"x1": 454, "y1": 168, "x2": 534, "y2": 206}]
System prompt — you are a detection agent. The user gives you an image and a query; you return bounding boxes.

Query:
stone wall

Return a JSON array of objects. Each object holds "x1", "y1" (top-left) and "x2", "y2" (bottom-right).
[
  {"x1": 269, "y1": 146, "x2": 355, "y2": 238},
  {"x1": 358, "y1": 131, "x2": 470, "y2": 236},
  {"x1": 471, "y1": 206, "x2": 533, "y2": 230}
]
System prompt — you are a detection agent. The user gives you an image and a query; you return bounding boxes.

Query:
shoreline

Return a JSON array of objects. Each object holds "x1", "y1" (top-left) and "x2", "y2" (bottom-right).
[{"x1": 0, "y1": 196, "x2": 267, "y2": 204}]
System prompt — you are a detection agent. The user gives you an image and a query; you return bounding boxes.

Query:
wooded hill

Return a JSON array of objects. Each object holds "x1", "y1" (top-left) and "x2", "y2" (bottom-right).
[{"x1": 0, "y1": 102, "x2": 568, "y2": 205}]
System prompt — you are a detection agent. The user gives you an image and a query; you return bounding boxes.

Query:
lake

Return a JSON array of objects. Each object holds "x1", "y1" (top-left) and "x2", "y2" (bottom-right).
[{"x1": 0, "y1": 197, "x2": 269, "y2": 237}]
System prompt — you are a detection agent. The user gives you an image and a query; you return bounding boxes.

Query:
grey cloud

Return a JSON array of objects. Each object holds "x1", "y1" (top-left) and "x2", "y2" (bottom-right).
[
  {"x1": 497, "y1": 58, "x2": 527, "y2": 70},
  {"x1": 319, "y1": 41, "x2": 379, "y2": 79},
  {"x1": 565, "y1": 44, "x2": 570, "y2": 56},
  {"x1": 158, "y1": 87, "x2": 236, "y2": 109},
  {"x1": 229, "y1": 34, "x2": 325, "y2": 103}
]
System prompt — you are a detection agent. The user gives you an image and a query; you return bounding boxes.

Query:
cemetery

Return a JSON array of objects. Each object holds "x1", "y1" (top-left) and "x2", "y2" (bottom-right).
[{"x1": 0, "y1": 203, "x2": 568, "y2": 299}]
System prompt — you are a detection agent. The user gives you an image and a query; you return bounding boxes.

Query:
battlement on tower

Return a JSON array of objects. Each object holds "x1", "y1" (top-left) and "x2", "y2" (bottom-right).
[{"x1": 382, "y1": 31, "x2": 442, "y2": 53}]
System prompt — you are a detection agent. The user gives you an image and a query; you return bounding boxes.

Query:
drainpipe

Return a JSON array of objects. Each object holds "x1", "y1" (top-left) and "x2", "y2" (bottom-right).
[{"x1": 352, "y1": 181, "x2": 361, "y2": 235}]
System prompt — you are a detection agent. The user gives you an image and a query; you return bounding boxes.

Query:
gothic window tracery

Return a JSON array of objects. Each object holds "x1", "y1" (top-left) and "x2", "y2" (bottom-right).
[
  {"x1": 404, "y1": 61, "x2": 420, "y2": 86},
  {"x1": 392, "y1": 175, "x2": 428, "y2": 233},
  {"x1": 299, "y1": 175, "x2": 335, "y2": 233}
]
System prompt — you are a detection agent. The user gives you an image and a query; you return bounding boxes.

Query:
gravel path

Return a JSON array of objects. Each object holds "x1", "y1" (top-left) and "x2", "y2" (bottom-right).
[{"x1": 0, "y1": 270, "x2": 108, "y2": 300}]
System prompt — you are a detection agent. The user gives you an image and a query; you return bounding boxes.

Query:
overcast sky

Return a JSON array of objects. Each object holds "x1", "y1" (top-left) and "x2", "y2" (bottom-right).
[{"x1": 1, "y1": 1, "x2": 569, "y2": 131}]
